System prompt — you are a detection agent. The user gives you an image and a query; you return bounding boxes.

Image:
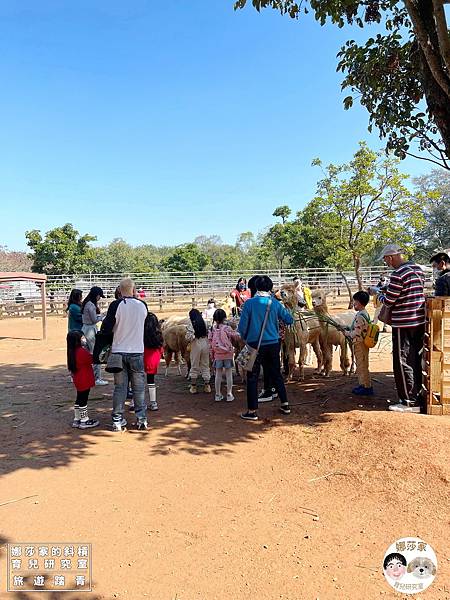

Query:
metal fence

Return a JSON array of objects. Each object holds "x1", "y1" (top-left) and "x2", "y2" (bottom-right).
[{"x1": 0, "y1": 266, "x2": 434, "y2": 317}]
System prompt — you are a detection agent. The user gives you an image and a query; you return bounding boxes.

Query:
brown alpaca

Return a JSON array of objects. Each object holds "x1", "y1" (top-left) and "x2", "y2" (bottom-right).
[
  {"x1": 162, "y1": 324, "x2": 191, "y2": 377},
  {"x1": 279, "y1": 283, "x2": 323, "y2": 380},
  {"x1": 311, "y1": 289, "x2": 354, "y2": 376}
]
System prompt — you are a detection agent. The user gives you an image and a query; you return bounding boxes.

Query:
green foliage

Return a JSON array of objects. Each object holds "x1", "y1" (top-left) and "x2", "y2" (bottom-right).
[
  {"x1": 272, "y1": 205, "x2": 292, "y2": 223},
  {"x1": 302, "y1": 142, "x2": 424, "y2": 284},
  {"x1": 234, "y1": 0, "x2": 450, "y2": 169},
  {"x1": 412, "y1": 169, "x2": 450, "y2": 260},
  {"x1": 25, "y1": 224, "x2": 96, "y2": 274},
  {"x1": 162, "y1": 243, "x2": 209, "y2": 273}
]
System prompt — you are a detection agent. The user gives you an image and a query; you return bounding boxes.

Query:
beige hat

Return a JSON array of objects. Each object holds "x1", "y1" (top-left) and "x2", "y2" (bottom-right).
[{"x1": 378, "y1": 243, "x2": 404, "y2": 260}]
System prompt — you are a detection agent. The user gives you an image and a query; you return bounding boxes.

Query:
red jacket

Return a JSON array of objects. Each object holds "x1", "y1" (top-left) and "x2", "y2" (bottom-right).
[{"x1": 72, "y1": 347, "x2": 95, "y2": 392}]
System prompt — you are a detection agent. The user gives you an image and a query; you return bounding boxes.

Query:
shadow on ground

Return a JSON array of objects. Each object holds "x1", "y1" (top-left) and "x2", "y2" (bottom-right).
[{"x1": 0, "y1": 340, "x2": 398, "y2": 473}]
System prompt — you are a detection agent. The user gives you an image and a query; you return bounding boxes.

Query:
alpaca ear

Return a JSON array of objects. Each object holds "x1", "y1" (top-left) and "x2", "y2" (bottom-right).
[{"x1": 431, "y1": 563, "x2": 436, "y2": 575}]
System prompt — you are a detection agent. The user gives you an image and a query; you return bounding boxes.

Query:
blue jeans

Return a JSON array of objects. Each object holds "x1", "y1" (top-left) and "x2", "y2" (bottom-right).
[{"x1": 112, "y1": 353, "x2": 146, "y2": 421}]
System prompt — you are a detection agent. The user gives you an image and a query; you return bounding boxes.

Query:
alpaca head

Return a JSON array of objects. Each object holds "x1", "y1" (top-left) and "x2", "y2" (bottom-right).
[
  {"x1": 279, "y1": 283, "x2": 297, "y2": 309},
  {"x1": 311, "y1": 289, "x2": 329, "y2": 312}
]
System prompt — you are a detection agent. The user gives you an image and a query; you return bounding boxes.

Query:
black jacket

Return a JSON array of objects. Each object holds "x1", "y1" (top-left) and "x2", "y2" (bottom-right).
[{"x1": 435, "y1": 269, "x2": 450, "y2": 296}]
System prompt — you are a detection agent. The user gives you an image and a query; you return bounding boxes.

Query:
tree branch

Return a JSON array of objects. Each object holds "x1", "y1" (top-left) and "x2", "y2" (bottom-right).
[
  {"x1": 432, "y1": 0, "x2": 450, "y2": 74},
  {"x1": 404, "y1": 0, "x2": 450, "y2": 99},
  {"x1": 405, "y1": 150, "x2": 449, "y2": 169}
]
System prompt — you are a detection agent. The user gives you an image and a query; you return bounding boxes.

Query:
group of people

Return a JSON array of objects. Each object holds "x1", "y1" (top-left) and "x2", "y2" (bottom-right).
[{"x1": 64, "y1": 244, "x2": 449, "y2": 430}]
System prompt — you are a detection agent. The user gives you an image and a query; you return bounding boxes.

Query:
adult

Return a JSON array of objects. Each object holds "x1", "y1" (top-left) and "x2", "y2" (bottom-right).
[
  {"x1": 238, "y1": 275, "x2": 294, "y2": 420},
  {"x1": 102, "y1": 278, "x2": 148, "y2": 431},
  {"x1": 371, "y1": 244, "x2": 425, "y2": 413},
  {"x1": 66, "y1": 289, "x2": 83, "y2": 332},
  {"x1": 430, "y1": 252, "x2": 450, "y2": 296},
  {"x1": 230, "y1": 278, "x2": 250, "y2": 316},
  {"x1": 82, "y1": 286, "x2": 108, "y2": 386},
  {"x1": 293, "y1": 276, "x2": 306, "y2": 307}
]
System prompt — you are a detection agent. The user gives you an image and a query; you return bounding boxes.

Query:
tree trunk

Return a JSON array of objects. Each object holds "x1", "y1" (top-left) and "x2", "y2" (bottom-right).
[
  {"x1": 353, "y1": 253, "x2": 363, "y2": 291},
  {"x1": 340, "y1": 271, "x2": 353, "y2": 308},
  {"x1": 410, "y1": 1, "x2": 450, "y2": 159}
]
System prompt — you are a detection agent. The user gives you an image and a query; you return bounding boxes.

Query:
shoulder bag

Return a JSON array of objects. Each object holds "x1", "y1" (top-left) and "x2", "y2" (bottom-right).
[{"x1": 236, "y1": 298, "x2": 272, "y2": 372}]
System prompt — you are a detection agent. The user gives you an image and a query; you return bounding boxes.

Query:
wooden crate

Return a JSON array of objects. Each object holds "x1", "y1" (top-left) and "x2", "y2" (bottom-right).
[{"x1": 424, "y1": 297, "x2": 450, "y2": 415}]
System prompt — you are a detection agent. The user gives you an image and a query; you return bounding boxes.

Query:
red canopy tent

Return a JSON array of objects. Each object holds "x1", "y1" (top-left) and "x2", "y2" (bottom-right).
[{"x1": 0, "y1": 272, "x2": 48, "y2": 339}]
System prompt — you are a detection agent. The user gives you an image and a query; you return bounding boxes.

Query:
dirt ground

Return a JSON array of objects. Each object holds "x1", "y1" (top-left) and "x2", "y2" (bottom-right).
[{"x1": 0, "y1": 316, "x2": 449, "y2": 600}]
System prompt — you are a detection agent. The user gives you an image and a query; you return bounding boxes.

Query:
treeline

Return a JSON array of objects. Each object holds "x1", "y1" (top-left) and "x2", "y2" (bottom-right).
[{"x1": 3, "y1": 146, "x2": 450, "y2": 280}]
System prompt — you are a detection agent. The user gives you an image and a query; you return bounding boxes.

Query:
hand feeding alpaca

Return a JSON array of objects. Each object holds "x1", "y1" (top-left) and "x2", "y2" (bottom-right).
[
  {"x1": 279, "y1": 283, "x2": 323, "y2": 380},
  {"x1": 311, "y1": 289, "x2": 354, "y2": 376}
]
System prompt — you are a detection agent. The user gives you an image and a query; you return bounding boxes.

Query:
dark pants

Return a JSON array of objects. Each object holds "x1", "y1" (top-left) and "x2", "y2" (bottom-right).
[
  {"x1": 146, "y1": 374, "x2": 155, "y2": 384},
  {"x1": 247, "y1": 343, "x2": 288, "y2": 411},
  {"x1": 263, "y1": 340, "x2": 282, "y2": 392},
  {"x1": 392, "y1": 325, "x2": 425, "y2": 404},
  {"x1": 76, "y1": 389, "x2": 90, "y2": 408}
]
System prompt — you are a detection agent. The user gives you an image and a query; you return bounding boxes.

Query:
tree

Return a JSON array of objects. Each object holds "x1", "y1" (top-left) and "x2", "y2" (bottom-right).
[
  {"x1": 272, "y1": 205, "x2": 292, "y2": 224},
  {"x1": 412, "y1": 168, "x2": 450, "y2": 260},
  {"x1": 162, "y1": 243, "x2": 209, "y2": 273},
  {"x1": 234, "y1": 0, "x2": 450, "y2": 169},
  {"x1": 0, "y1": 246, "x2": 32, "y2": 272},
  {"x1": 306, "y1": 143, "x2": 424, "y2": 293},
  {"x1": 25, "y1": 224, "x2": 96, "y2": 274}
]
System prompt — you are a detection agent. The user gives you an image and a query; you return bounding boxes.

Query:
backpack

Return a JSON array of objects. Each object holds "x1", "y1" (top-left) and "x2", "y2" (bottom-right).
[
  {"x1": 211, "y1": 325, "x2": 233, "y2": 353},
  {"x1": 360, "y1": 313, "x2": 379, "y2": 349}
]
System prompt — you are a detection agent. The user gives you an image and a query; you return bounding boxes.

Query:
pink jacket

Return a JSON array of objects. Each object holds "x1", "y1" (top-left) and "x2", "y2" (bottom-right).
[{"x1": 208, "y1": 323, "x2": 240, "y2": 361}]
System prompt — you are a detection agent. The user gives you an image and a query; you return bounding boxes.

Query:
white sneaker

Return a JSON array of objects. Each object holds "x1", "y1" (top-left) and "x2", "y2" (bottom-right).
[
  {"x1": 95, "y1": 379, "x2": 109, "y2": 386},
  {"x1": 214, "y1": 394, "x2": 224, "y2": 402},
  {"x1": 389, "y1": 403, "x2": 420, "y2": 413},
  {"x1": 226, "y1": 394, "x2": 234, "y2": 402},
  {"x1": 149, "y1": 401, "x2": 158, "y2": 411}
]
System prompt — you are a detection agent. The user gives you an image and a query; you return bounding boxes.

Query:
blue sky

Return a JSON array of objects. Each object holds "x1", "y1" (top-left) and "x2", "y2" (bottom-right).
[{"x1": 0, "y1": 0, "x2": 432, "y2": 251}]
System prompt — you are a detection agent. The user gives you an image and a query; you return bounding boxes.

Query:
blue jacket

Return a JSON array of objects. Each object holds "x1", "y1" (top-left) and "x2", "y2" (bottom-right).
[
  {"x1": 238, "y1": 295, "x2": 293, "y2": 347},
  {"x1": 68, "y1": 303, "x2": 83, "y2": 332}
]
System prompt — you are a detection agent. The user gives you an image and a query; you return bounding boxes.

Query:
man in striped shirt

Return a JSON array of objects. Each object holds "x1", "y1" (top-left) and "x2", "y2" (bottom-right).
[{"x1": 371, "y1": 244, "x2": 425, "y2": 413}]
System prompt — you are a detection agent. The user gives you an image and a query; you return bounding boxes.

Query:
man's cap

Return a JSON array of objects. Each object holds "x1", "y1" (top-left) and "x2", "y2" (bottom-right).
[{"x1": 378, "y1": 244, "x2": 404, "y2": 260}]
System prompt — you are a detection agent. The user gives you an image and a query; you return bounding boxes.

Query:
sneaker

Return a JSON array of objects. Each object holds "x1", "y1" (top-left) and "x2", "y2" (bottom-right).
[
  {"x1": 214, "y1": 394, "x2": 224, "y2": 402},
  {"x1": 240, "y1": 411, "x2": 258, "y2": 421},
  {"x1": 189, "y1": 385, "x2": 198, "y2": 395},
  {"x1": 258, "y1": 389, "x2": 274, "y2": 403},
  {"x1": 149, "y1": 401, "x2": 158, "y2": 411},
  {"x1": 389, "y1": 402, "x2": 420, "y2": 413},
  {"x1": 71, "y1": 419, "x2": 80, "y2": 429},
  {"x1": 112, "y1": 418, "x2": 127, "y2": 432},
  {"x1": 226, "y1": 394, "x2": 234, "y2": 402},
  {"x1": 353, "y1": 386, "x2": 374, "y2": 396},
  {"x1": 204, "y1": 383, "x2": 211, "y2": 393},
  {"x1": 280, "y1": 403, "x2": 291, "y2": 415},
  {"x1": 137, "y1": 419, "x2": 149, "y2": 430},
  {"x1": 95, "y1": 379, "x2": 109, "y2": 386},
  {"x1": 79, "y1": 418, "x2": 100, "y2": 429}
]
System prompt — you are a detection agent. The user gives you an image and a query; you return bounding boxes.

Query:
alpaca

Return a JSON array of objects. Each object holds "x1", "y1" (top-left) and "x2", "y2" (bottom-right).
[
  {"x1": 311, "y1": 289, "x2": 354, "y2": 376},
  {"x1": 279, "y1": 283, "x2": 323, "y2": 380},
  {"x1": 162, "y1": 323, "x2": 191, "y2": 376}
]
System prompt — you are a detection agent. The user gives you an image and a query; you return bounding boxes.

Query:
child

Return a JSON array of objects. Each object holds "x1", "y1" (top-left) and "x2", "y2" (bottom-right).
[
  {"x1": 347, "y1": 290, "x2": 373, "y2": 396},
  {"x1": 67, "y1": 331, "x2": 100, "y2": 429},
  {"x1": 144, "y1": 312, "x2": 164, "y2": 411},
  {"x1": 208, "y1": 309, "x2": 240, "y2": 401},
  {"x1": 186, "y1": 309, "x2": 211, "y2": 394}
]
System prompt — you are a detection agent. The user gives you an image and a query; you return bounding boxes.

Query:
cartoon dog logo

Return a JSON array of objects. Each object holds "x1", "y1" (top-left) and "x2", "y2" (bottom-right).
[
  {"x1": 383, "y1": 553, "x2": 407, "y2": 581},
  {"x1": 407, "y1": 557, "x2": 437, "y2": 579}
]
